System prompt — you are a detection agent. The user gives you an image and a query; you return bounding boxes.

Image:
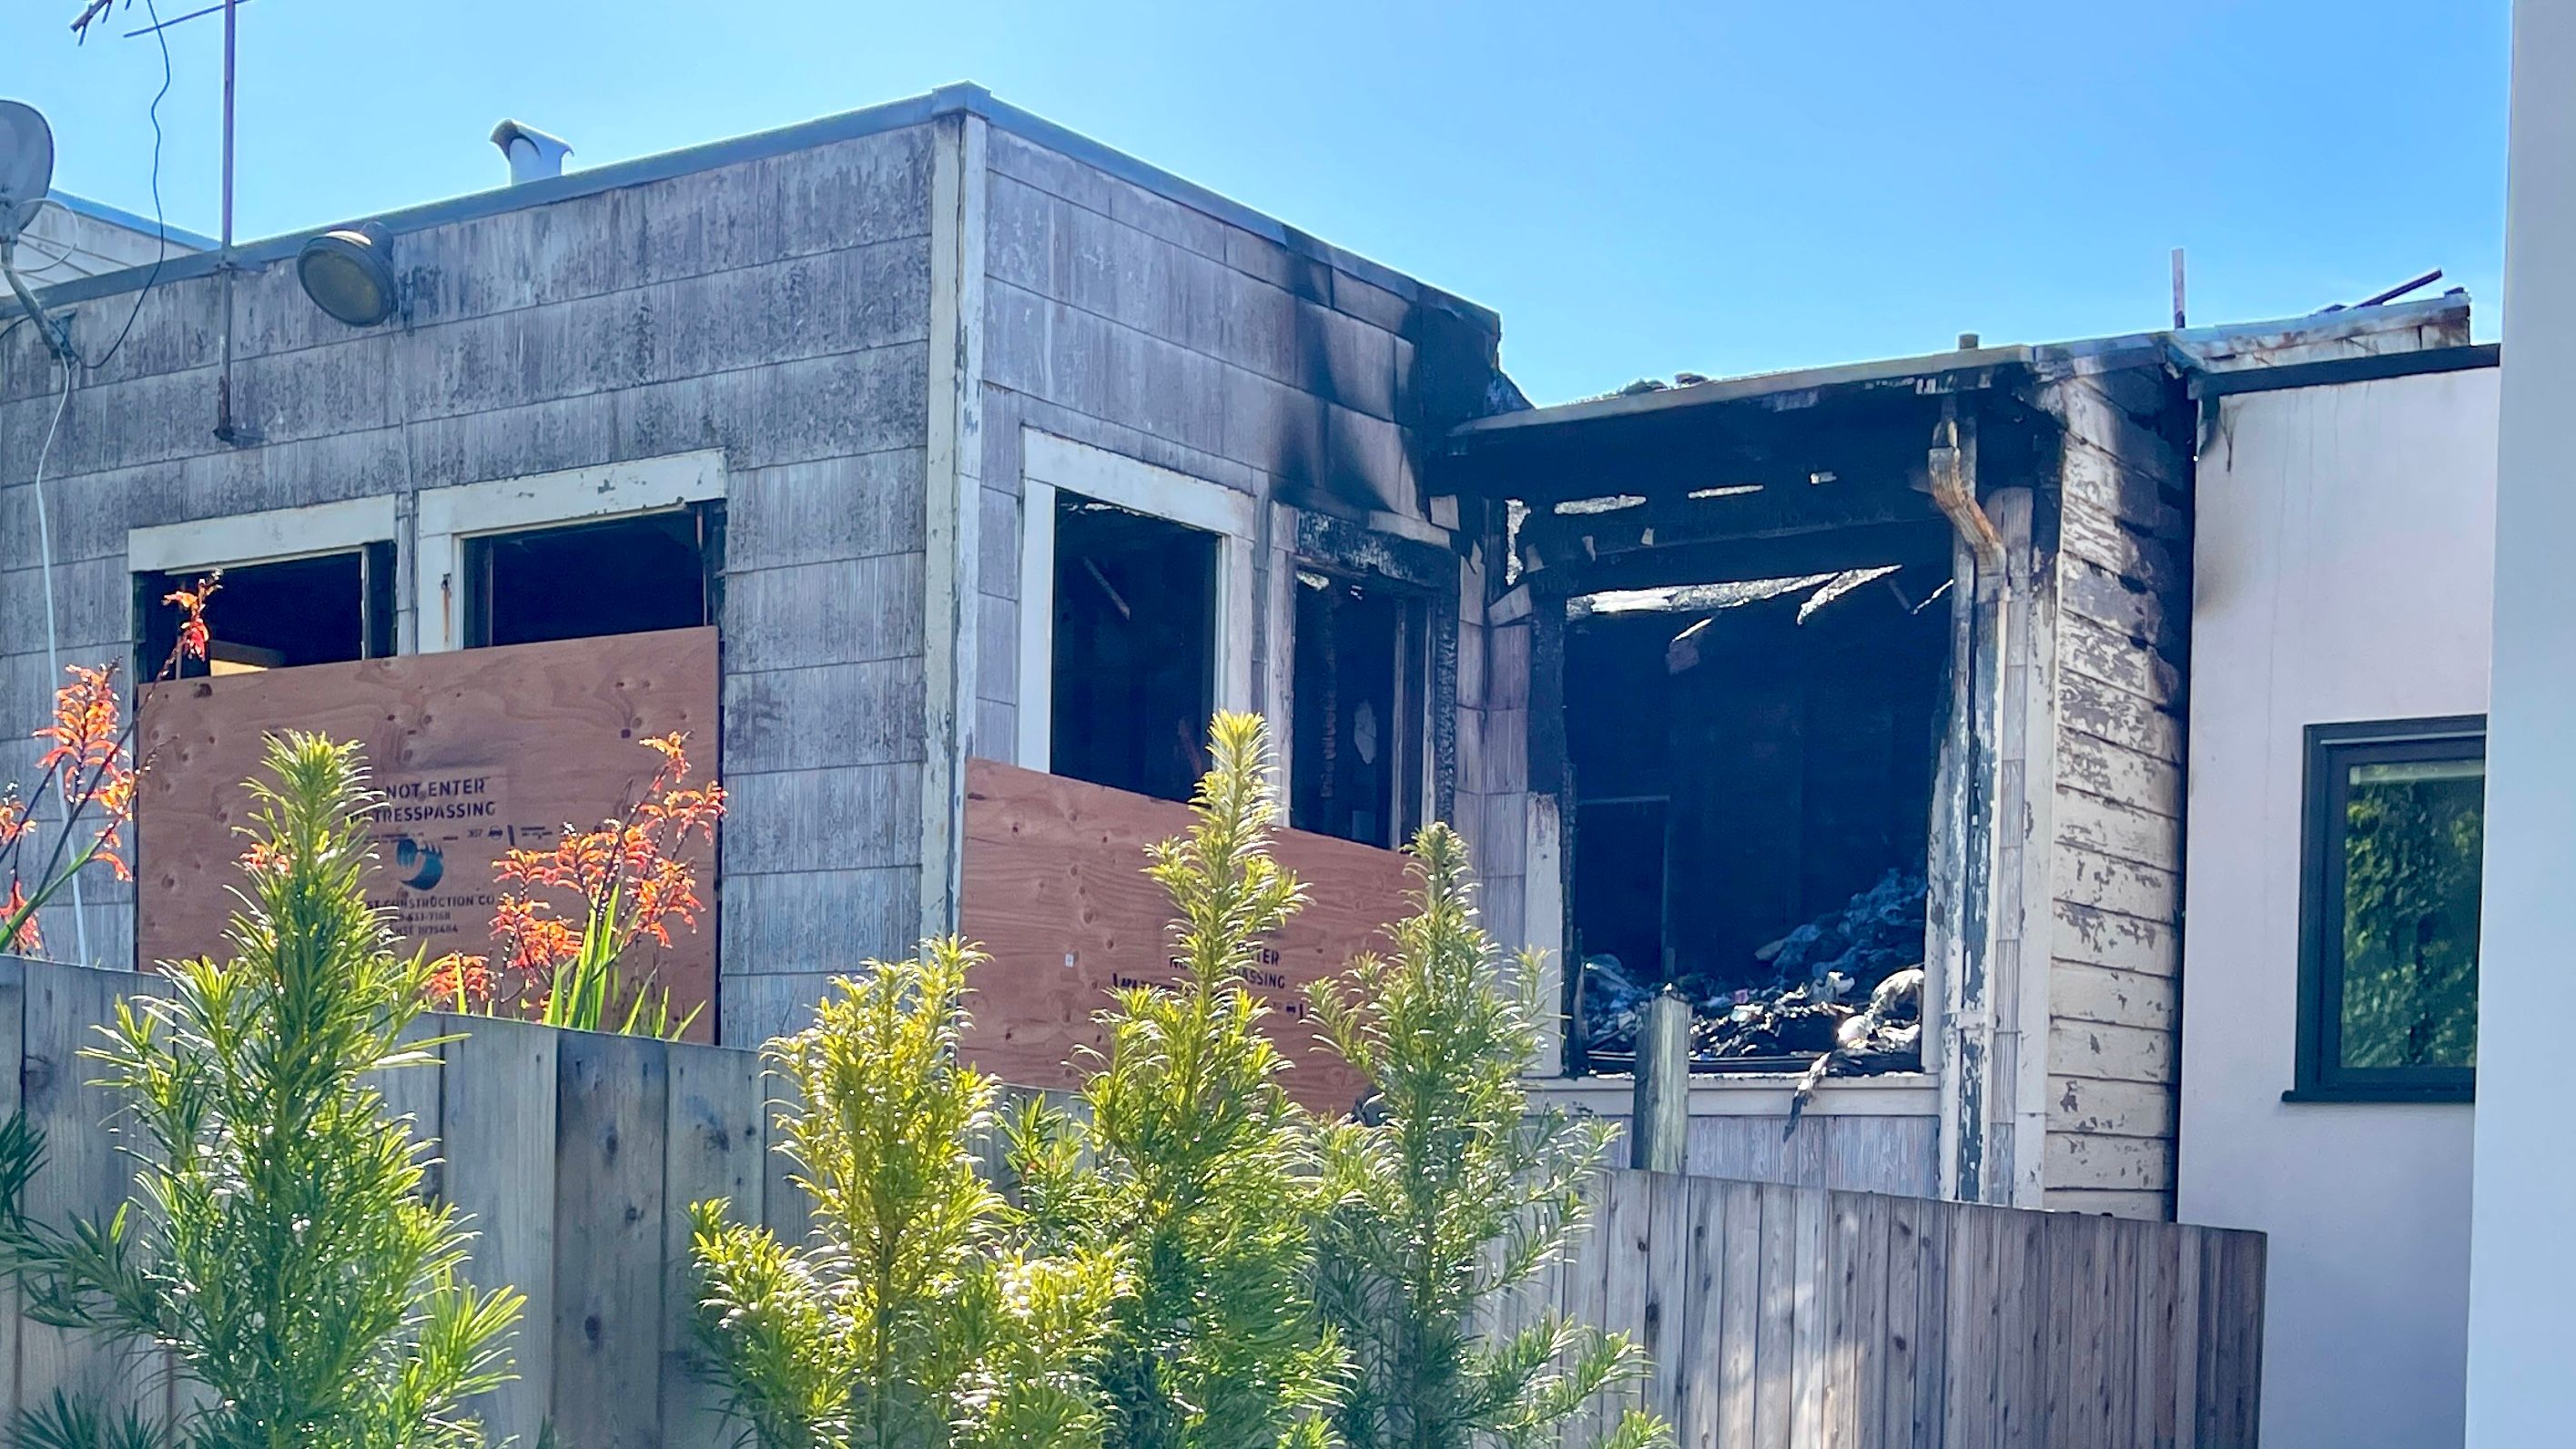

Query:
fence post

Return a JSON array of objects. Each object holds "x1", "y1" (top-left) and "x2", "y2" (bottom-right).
[{"x1": 1631, "y1": 987, "x2": 1690, "y2": 1172}]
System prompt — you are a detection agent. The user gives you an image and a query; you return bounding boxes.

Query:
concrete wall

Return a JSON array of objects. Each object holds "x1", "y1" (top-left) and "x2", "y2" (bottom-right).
[
  {"x1": 966, "y1": 117, "x2": 1486, "y2": 803},
  {"x1": 2469, "y1": 4, "x2": 2576, "y2": 1439},
  {"x1": 0, "y1": 121, "x2": 939, "y2": 1045},
  {"x1": 2179, "y1": 367, "x2": 2499, "y2": 1449}
]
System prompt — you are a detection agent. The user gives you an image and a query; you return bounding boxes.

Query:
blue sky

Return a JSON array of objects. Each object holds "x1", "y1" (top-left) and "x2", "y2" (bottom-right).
[{"x1": 14, "y1": 0, "x2": 2511, "y2": 403}]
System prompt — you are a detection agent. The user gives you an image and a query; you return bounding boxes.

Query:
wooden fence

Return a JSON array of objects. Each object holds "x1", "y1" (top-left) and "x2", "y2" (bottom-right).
[
  {"x1": 0, "y1": 957, "x2": 2261, "y2": 1448},
  {"x1": 1519, "y1": 1170, "x2": 2266, "y2": 1449}
]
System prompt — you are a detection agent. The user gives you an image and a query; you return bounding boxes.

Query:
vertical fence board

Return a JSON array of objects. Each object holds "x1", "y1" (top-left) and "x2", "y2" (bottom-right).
[
  {"x1": 1717, "y1": 1180, "x2": 1762, "y2": 1449},
  {"x1": 1560, "y1": 1172, "x2": 1612, "y2": 1443},
  {"x1": 661, "y1": 1039, "x2": 770, "y2": 1446},
  {"x1": 1820, "y1": 1191, "x2": 1881, "y2": 1449},
  {"x1": 1642, "y1": 1172, "x2": 1691, "y2": 1430},
  {"x1": 1753, "y1": 1182, "x2": 1799, "y2": 1449},
  {"x1": 1675, "y1": 1176, "x2": 1726, "y2": 1449},
  {"x1": 443, "y1": 1016, "x2": 561, "y2": 1449},
  {"x1": 17, "y1": 964, "x2": 160, "y2": 1429},
  {"x1": 2105, "y1": 1218, "x2": 2142, "y2": 1448},
  {"x1": 1880, "y1": 1196, "x2": 1922, "y2": 1449},
  {"x1": 2131, "y1": 1216, "x2": 2178, "y2": 1449},
  {"x1": 1788, "y1": 1187, "x2": 1828, "y2": 1449},
  {"x1": 553, "y1": 1031, "x2": 672, "y2": 1449},
  {"x1": 1908, "y1": 1192, "x2": 1953, "y2": 1449},
  {"x1": 1999, "y1": 1204, "x2": 2050, "y2": 1449},
  {"x1": 2172, "y1": 1228, "x2": 2202, "y2": 1449},
  {"x1": 760, "y1": 1069, "x2": 816, "y2": 1244},
  {"x1": 1941, "y1": 1206, "x2": 1995, "y2": 1449},
  {"x1": 1597, "y1": 1170, "x2": 1655, "y2": 1440}
]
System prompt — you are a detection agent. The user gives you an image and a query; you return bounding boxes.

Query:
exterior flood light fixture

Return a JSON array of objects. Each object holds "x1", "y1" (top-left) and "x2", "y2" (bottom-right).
[{"x1": 296, "y1": 221, "x2": 399, "y2": 327}]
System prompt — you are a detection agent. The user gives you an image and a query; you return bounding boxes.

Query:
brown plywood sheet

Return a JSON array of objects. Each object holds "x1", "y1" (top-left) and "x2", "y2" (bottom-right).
[
  {"x1": 135, "y1": 629, "x2": 720, "y2": 1039},
  {"x1": 958, "y1": 757, "x2": 1412, "y2": 1112}
]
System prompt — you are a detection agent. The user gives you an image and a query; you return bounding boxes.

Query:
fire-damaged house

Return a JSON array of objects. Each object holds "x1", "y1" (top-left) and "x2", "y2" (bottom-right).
[
  {"x1": 1, "y1": 80, "x2": 2475, "y2": 1226},
  {"x1": 1437, "y1": 297, "x2": 2472, "y2": 1217}
]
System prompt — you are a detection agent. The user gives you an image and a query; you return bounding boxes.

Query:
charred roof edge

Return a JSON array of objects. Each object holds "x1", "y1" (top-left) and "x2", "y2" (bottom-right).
[{"x1": 1454, "y1": 294, "x2": 2474, "y2": 443}]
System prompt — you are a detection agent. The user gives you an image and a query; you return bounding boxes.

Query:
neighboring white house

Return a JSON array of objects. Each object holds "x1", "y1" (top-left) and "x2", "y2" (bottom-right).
[
  {"x1": 2469, "y1": 3, "x2": 2576, "y2": 1441},
  {"x1": 2178, "y1": 353, "x2": 2500, "y2": 1449}
]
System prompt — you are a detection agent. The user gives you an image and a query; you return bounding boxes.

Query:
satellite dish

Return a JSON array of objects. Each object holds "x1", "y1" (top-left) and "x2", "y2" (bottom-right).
[{"x1": 0, "y1": 100, "x2": 55, "y2": 244}]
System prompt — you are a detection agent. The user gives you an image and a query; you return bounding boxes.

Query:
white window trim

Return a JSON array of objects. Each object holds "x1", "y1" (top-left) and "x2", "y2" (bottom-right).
[
  {"x1": 412, "y1": 451, "x2": 727, "y2": 652},
  {"x1": 1014, "y1": 429, "x2": 1257, "y2": 770},
  {"x1": 127, "y1": 496, "x2": 398, "y2": 575}
]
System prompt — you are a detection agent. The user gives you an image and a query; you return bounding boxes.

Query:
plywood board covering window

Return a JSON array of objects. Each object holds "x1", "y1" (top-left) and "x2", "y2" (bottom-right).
[{"x1": 1014, "y1": 430, "x2": 1257, "y2": 785}]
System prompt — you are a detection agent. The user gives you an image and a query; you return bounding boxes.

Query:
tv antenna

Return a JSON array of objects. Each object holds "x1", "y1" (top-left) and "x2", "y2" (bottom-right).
[{"x1": 0, "y1": 98, "x2": 74, "y2": 359}]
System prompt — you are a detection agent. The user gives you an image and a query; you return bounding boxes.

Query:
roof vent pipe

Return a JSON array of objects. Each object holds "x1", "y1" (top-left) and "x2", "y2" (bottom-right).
[{"x1": 490, "y1": 120, "x2": 572, "y2": 183}]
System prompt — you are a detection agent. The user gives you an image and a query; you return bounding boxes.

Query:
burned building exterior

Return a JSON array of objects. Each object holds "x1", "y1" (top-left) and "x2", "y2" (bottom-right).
[
  {"x1": 2, "y1": 78, "x2": 2480, "y2": 1225},
  {"x1": 1, "y1": 86, "x2": 1506, "y2": 1045},
  {"x1": 1443, "y1": 298, "x2": 2472, "y2": 1218}
]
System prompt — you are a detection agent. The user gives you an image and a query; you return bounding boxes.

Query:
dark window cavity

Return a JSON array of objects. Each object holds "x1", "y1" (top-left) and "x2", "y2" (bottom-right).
[
  {"x1": 463, "y1": 505, "x2": 721, "y2": 649},
  {"x1": 137, "y1": 544, "x2": 394, "y2": 677},
  {"x1": 1050, "y1": 492, "x2": 1217, "y2": 804},
  {"x1": 1290, "y1": 570, "x2": 1426, "y2": 848},
  {"x1": 2295, "y1": 716, "x2": 2485, "y2": 1101}
]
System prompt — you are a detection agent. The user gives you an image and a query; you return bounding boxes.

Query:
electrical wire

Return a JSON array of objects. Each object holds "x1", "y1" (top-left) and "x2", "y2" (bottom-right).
[
  {"x1": 72, "y1": 0, "x2": 172, "y2": 373},
  {"x1": 27, "y1": 350, "x2": 90, "y2": 962}
]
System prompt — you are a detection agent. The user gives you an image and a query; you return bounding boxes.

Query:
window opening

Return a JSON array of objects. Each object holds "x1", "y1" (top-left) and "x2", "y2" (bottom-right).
[
  {"x1": 1290, "y1": 570, "x2": 1427, "y2": 847},
  {"x1": 462, "y1": 505, "x2": 720, "y2": 649},
  {"x1": 1049, "y1": 491, "x2": 1217, "y2": 803},
  {"x1": 137, "y1": 544, "x2": 393, "y2": 677},
  {"x1": 1567, "y1": 562, "x2": 1946, "y2": 1075}
]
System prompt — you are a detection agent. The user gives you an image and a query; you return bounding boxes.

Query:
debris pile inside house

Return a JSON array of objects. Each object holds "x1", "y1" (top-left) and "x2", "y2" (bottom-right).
[{"x1": 1583, "y1": 869, "x2": 1928, "y2": 1079}]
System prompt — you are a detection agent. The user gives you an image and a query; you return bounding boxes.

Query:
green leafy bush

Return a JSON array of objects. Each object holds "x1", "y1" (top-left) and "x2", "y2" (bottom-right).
[
  {"x1": 0, "y1": 732, "x2": 522, "y2": 1449},
  {"x1": 1311, "y1": 824, "x2": 1668, "y2": 1449},
  {"x1": 689, "y1": 937, "x2": 1118, "y2": 1449},
  {"x1": 1010, "y1": 712, "x2": 1345, "y2": 1449}
]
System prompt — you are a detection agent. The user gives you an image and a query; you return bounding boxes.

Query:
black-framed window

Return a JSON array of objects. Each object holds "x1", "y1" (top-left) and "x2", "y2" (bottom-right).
[{"x1": 2293, "y1": 715, "x2": 2485, "y2": 1102}]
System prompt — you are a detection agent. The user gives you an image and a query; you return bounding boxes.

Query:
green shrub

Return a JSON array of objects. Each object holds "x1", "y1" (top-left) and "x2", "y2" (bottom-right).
[
  {"x1": 1010, "y1": 712, "x2": 1345, "y2": 1449},
  {"x1": 1311, "y1": 824, "x2": 1668, "y2": 1449},
  {"x1": 0, "y1": 733, "x2": 522, "y2": 1449},
  {"x1": 688, "y1": 937, "x2": 1118, "y2": 1449}
]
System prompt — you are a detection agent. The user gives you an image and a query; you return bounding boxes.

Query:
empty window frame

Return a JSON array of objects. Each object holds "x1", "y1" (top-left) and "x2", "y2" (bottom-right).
[
  {"x1": 413, "y1": 451, "x2": 728, "y2": 652},
  {"x1": 2294, "y1": 715, "x2": 2486, "y2": 1102},
  {"x1": 460, "y1": 505, "x2": 723, "y2": 649},
  {"x1": 1289, "y1": 570, "x2": 1427, "y2": 846},
  {"x1": 1049, "y1": 494, "x2": 1219, "y2": 803},
  {"x1": 127, "y1": 496, "x2": 401, "y2": 678},
  {"x1": 137, "y1": 546, "x2": 395, "y2": 677},
  {"x1": 1013, "y1": 430, "x2": 1258, "y2": 796}
]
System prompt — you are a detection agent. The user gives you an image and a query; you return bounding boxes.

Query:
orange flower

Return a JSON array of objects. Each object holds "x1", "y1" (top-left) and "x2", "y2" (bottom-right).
[
  {"x1": 463, "y1": 733, "x2": 725, "y2": 1019},
  {"x1": 427, "y1": 952, "x2": 495, "y2": 1009},
  {"x1": 2, "y1": 880, "x2": 37, "y2": 956},
  {"x1": 24, "y1": 665, "x2": 138, "y2": 883},
  {"x1": 162, "y1": 573, "x2": 220, "y2": 668}
]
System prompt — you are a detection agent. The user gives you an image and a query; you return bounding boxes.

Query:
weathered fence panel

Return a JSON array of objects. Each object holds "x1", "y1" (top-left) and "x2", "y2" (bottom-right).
[
  {"x1": 1557, "y1": 1169, "x2": 2266, "y2": 1449},
  {"x1": 0, "y1": 958, "x2": 2262, "y2": 1447}
]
